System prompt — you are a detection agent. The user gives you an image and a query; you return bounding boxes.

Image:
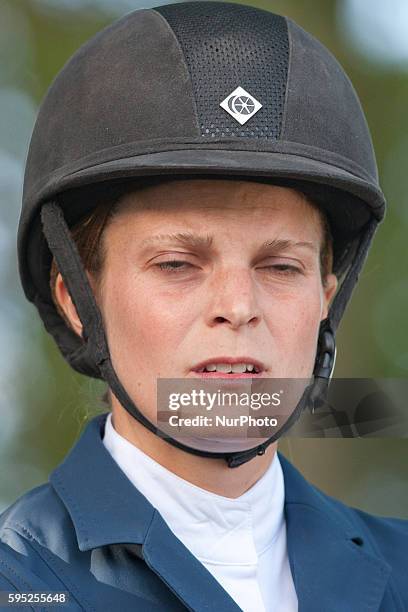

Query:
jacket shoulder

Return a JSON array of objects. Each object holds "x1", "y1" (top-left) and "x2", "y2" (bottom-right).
[
  {"x1": 348, "y1": 504, "x2": 408, "y2": 564},
  {"x1": 0, "y1": 483, "x2": 82, "y2": 606},
  {"x1": 346, "y1": 502, "x2": 408, "y2": 609},
  {"x1": 317, "y1": 482, "x2": 408, "y2": 553},
  {"x1": 0, "y1": 482, "x2": 73, "y2": 552},
  {"x1": 319, "y1": 486, "x2": 408, "y2": 546},
  {"x1": 312, "y1": 483, "x2": 408, "y2": 606}
]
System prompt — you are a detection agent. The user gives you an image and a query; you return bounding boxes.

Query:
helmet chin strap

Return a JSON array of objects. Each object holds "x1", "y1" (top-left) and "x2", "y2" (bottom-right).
[{"x1": 40, "y1": 201, "x2": 378, "y2": 468}]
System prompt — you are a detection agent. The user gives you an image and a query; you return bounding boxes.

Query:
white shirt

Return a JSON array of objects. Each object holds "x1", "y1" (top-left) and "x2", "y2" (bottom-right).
[{"x1": 103, "y1": 412, "x2": 298, "y2": 612}]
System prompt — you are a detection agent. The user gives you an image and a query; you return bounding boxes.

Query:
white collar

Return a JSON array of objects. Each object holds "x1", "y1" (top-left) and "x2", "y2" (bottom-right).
[{"x1": 103, "y1": 412, "x2": 286, "y2": 566}]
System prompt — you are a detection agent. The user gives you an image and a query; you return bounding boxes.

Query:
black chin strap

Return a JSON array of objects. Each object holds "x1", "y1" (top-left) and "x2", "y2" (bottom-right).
[{"x1": 40, "y1": 201, "x2": 378, "y2": 468}]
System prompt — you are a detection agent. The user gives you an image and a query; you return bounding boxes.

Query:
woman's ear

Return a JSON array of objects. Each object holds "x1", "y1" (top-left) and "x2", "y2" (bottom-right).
[
  {"x1": 321, "y1": 273, "x2": 338, "y2": 320},
  {"x1": 54, "y1": 272, "x2": 83, "y2": 338}
]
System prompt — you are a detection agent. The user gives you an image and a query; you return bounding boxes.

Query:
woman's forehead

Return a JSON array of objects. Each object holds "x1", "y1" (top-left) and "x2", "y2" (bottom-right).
[
  {"x1": 105, "y1": 179, "x2": 324, "y2": 251},
  {"x1": 116, "y1": 178, "x2": 320, "y2": 217}
]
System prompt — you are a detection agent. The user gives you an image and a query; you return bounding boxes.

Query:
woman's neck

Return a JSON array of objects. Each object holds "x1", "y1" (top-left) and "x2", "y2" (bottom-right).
[{"x1": 111, "y1": 404, "x2": 277, "y2": 499}]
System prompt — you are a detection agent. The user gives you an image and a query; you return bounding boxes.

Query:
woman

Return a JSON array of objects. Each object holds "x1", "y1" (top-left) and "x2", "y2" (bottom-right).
[{"x1": 0, "y1": 2, "x2": 406, "y2": 611}]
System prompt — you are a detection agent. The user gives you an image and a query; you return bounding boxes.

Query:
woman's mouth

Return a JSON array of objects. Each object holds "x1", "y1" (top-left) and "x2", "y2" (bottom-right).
[{"x1": 190, "y1": 357, "x2": 266, "y2": 378}]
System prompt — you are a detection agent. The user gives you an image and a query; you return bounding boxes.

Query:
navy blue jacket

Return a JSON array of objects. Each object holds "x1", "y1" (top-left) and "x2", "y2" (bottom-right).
[{"x1": 0, "y1": 412, "x2": 407, "y2": 611}]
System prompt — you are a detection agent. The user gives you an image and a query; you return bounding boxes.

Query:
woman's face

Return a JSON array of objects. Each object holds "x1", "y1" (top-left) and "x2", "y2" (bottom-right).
[{"x1": 88, "y1": 179, "x2": 338, "y2": 422}]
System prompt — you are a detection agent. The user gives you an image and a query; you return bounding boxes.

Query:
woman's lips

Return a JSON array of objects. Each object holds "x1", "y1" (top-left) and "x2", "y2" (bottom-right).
[
  {"x1": 188, "y1": 370, "x2": 265, "y2": 379},
  {"x1": 190, "y1": 356, "x2": 266, "y2": 375}
]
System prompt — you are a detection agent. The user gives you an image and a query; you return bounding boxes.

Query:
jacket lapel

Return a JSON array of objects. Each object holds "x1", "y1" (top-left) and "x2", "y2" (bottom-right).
[
  {"x1": 142, "y1": 510, "x2": 242, "y2": 612},
  {"x1": 279, "y1": 452, "x2": 392, "y2": 612}
]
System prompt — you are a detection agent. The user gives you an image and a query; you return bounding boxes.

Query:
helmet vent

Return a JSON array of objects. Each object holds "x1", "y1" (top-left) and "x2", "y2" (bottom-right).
[{"x1": 156, "y1": 1, "x2": 289, "y2": 139}]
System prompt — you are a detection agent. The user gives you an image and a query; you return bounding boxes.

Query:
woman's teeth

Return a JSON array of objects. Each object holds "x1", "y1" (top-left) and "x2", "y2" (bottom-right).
[{"x1": 199, "y1": 363, "x2": 258, "y2": 373}]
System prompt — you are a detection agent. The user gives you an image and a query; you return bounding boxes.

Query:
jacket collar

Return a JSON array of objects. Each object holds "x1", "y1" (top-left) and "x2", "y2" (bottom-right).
[
  {"x1": 50, "y1": 412, "x2": 154, "y2": 551},
  {"x1": 50, "y1": 413, "x2": 391, "y2": 612}
]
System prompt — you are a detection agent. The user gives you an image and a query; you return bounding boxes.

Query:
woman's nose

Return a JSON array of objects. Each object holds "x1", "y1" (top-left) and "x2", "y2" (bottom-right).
[{"x1": 205, "y1": 266, "x2": 262, "y2": 330}]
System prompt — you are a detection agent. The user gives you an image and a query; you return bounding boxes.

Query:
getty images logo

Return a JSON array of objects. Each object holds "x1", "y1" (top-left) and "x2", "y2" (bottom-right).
[{"x1": 219, "y1": 86, "x2": 262, "y2": 125}]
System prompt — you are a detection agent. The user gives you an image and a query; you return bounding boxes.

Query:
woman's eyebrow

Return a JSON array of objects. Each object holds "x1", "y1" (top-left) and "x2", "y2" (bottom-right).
[
  {"x1": 140, "y1": 232, "x2": 214, "y2": 249},
  {"x1": 259, "y1": 239, "x2": 318, "y2": 253},
  {"x1": 139, "y1": 233, "x2": 317, "y2": 253}
]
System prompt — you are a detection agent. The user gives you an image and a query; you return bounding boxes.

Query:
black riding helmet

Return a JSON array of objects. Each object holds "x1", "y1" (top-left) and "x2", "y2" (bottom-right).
[{"x1": 18, "y1": 1, "x2": 386, "y2": 467}]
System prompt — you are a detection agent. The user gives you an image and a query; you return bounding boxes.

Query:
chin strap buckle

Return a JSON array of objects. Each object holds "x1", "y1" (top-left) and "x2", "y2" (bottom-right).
[
  {"x1": 310, "y1": 319, "x2": 336, "y2": 414},
  {"x1": 226, "y1": 442, "x2": 267, "y2": 468}
]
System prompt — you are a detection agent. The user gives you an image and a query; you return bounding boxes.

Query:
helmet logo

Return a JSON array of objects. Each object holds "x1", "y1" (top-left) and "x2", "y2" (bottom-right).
[{"x1": 220, "y1": 86, "x2": 262, "y2": 125}]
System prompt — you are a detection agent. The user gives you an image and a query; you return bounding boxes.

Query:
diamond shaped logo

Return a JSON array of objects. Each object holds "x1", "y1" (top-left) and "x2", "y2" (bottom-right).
[{"x1": 219, "y1": 86, "x2": 262, "y2": 125}]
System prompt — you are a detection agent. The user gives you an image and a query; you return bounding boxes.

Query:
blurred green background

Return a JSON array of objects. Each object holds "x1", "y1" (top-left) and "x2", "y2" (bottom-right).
[{"x1": 0, "y1": 0, "x2": 407, "y2": 517}]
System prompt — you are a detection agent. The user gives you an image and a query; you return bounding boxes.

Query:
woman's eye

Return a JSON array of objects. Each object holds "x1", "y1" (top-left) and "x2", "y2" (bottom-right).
[
  {"x1": 154, "y1": 260, "x2": 302, "y2": 275},
  {"x1": 260, "y1": 264, "x2": 302, "y2": 275},
  {"x1": 156, "y1": 260, "x2": 193, "y2": 273}
]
